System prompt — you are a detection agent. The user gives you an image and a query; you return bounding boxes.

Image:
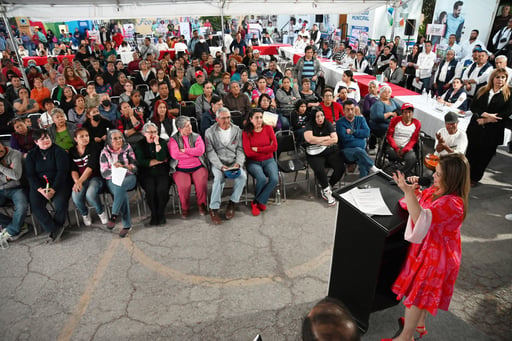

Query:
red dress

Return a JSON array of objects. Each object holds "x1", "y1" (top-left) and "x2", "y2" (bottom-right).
[{"x1": 392, "y1": 186, "x2": 464, "y2": 315}]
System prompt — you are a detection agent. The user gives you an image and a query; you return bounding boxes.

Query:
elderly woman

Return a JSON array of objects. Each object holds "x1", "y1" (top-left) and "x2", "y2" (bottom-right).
[
  {"x1": 70, "y1": 127, "x2": 108, "y2": 226},
  {"x1": 133, "y1": 60, "x2": 156, "y2": 86},
  {"x1": 135, "y1": 122, "x2": 170, "y2": 226},
  {"x1": 48, "y1": 108, "x2": 76, "y2": 151},
  {"x1": 13, "y1": 87, "x2": 40, "y2": 116},
  {"x1": 369, "y1": 85, "x2": 399, "y2": 151},
  {"x1": 168, "y1": 116, "x2": 208, "y2": 218},
  {"x1": 100, "y1": 130, "x2": 137, "y2": 237},
  {"x1": 82, "y1": 106, "x2": 114, "y2": 148},
  {"x1": 304, "y1": 107, "x2": 345, "y2": 207},
  {"x1": 30, "y1": 77, "x2": 51, "y2": 110},
  {"x1": 243, "y1": 108, "x2": 279, "y2": 216},
  {"x1": 67, "y1": 94, "x2": 88, "y2": 125},
  {"x1": 361, "y1": 80, "x2": 380, "y2": 122},
  {"x1": 466, "y1": 68, "x2": 512, "y2": 185},
  {"x1": 25, "y1": 129, "x2": 71, "y2": 242}
]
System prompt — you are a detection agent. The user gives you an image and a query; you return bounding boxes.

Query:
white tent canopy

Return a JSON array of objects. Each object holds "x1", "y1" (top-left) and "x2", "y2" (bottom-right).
[{"x1": 1, "y1": 0, "x2": 389, "y2": 20}]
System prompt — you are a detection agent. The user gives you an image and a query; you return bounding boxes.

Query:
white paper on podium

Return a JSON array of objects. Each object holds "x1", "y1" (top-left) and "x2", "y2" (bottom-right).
[
  {"x1": 112, "y1": 166, "x2": 128, "y2": 186},
  {"x1": 340, "y1": 187, "x2": 392, "y2": 216}
]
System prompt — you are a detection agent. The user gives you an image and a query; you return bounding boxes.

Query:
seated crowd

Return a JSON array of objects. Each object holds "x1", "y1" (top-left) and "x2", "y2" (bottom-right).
[{"x1": 1, "y1": 24, "x2": 508, "y2": 246}]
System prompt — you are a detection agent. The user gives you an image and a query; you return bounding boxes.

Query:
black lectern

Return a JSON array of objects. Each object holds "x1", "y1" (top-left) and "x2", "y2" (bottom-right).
[{"x1": 329, "y1": 172, "x2": 409, "y2": 333}]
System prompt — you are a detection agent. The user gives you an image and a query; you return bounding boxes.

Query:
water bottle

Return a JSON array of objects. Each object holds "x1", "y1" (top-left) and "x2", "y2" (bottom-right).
[
  {"x1": 422, "y1": 88, "x2": 427, "y2": 102},
  {"x1": 275, "y1": 188, "x2": 281, "y2": 206}
]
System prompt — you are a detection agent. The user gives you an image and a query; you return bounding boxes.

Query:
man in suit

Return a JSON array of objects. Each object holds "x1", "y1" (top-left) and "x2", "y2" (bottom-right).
[{"x1": 383, "y1": 59, "x2": 404, "y2": 85}]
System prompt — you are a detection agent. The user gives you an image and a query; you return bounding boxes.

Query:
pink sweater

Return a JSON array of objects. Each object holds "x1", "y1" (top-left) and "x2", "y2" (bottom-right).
[{"x1": 168, "y1": 134, "x2": 205, "y2": 169}]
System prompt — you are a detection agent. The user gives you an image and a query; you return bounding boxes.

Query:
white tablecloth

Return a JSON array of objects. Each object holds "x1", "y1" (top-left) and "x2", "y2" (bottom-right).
[
  {"x1": 319, "y1": 61, "x2": 366, "y2": 88},
  {"x1": 394, "y1": 95, "x2": 472, "y2": 138},
  {"x1": 278, "y1": 46, "x2": 300, "y2": 60}
]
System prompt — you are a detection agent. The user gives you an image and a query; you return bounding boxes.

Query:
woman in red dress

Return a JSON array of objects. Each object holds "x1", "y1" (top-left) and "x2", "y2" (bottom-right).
[{"x1": 382, "y1": 153, "x2": 470, "y2": 341}]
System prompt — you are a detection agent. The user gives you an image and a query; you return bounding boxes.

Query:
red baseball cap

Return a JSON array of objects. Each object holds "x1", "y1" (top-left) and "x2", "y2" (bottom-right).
[
  {"x1": 195, "y1": 70, "x2": 204, "y2": 78},
  {"x1": 401, "y1": 103, "x2": 414, "y2": 111}
]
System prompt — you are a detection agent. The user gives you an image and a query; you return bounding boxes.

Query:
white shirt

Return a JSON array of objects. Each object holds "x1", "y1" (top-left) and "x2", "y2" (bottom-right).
[
  {"x1": 393, "y1": 121, "x2": 417, "y2": 148},
  {"x1": 219, "y1": 126, "x2": 232, "y2": 145},
  {"x1": 459, "y1": 39, "x2": 486, "y2": 60},
  {"x1": 334, "y1": 80, "x2": 361, "y2": 103},
  {"x1": 461, "y1": 62, "x2": 493, "y2": 96},
  {"x1": 155, "y1": 42, "x2": 169, "y2": 51},
  {"x1": 492, "y1": 26, "x2": 512, "y2": 51},
  {"x1": 434, "y1": 127, "x2": 468, "y2": 156},
  {"x1": 440, "y1": 89, "x2": 467, "y2": 109},
  {"x1": 415, "y1": 51, "x2": 436, "y2": 79}
]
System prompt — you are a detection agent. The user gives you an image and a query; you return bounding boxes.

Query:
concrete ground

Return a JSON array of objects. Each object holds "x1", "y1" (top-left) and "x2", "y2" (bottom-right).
[{"x1": 0, "y1": 148, "x2": 510, "y2": 341}]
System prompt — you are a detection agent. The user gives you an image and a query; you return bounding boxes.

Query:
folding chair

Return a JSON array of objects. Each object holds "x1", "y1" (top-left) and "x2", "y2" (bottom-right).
[
  {"x1": 0, "y1": 134, "x2": 10, "y2": 147},
  {"x1": 179, "y1": 100, "x2": 196, "y2": 119},
  {"x1": 230, "y1": 110, "x2": 244, "y2": 129},
  {"x1": 274, "y1": 130, "x2": 309, "y2": 201},
  {"x1": 110, "y1": 96, "x2": 121, "y2": 105}
]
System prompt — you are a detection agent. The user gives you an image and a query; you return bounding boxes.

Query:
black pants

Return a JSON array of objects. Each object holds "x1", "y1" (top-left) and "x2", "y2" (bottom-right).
[
  {"x1": 307, "y1": 148, "x2": 345, "y2": 189},
  {"x1": 466, "y1": 144, "x2": 497, "y2": 182},
  {"x1": 29, "y1": 186, "x2": 71, "y2": 233},
  {"x1": 139, "y1": 174, "x2": 170, "y2": 223}
]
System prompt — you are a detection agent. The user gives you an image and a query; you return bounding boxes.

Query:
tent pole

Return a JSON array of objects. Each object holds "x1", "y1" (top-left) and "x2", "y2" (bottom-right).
[
  {"x1": 220, "y1": 0, "x2": 227, "y2": 71},
  {"x1": 1, "y1": 7, "x2": 30, "y2": 90}
]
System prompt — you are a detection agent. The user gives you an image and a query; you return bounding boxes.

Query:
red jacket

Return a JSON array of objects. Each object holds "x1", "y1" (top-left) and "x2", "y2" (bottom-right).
[{"x1": 386, "y1": 116, "x2": 421, "y2": 153}]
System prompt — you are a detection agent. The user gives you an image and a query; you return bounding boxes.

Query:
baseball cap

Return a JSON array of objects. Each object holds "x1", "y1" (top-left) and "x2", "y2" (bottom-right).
[
  {"x1": 472, "y1": 46, "x2": 483, "y2": 53},
  {"x1": 263, "y1": 71, "x2": 273, "y2": 78},
  {"x1": 444, "y1": 111, "x2": 459, "y2": 124},
  {"x1": 253, "y1": 49, "x2": 260, "y2": 54},
  {"x1": 401, "y1": 103, "x2": 414, "y2": 111},
  {"x1": 195, "y1": 70, "x2": 204, "y2": 78}
]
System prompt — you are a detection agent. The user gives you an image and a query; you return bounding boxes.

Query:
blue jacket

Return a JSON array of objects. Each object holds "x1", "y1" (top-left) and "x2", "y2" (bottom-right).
[{"x1": 336, "y1": 116, "x2": 370, "y2": 150}]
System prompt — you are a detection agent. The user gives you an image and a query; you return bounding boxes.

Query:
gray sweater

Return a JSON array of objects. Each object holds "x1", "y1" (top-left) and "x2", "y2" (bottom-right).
[
  {"x1": 205, "y1": 123, "x2": 245, "y2": 170},
  {"x1": 0, "y1": 147, "x2": 23, "y2": 190}
]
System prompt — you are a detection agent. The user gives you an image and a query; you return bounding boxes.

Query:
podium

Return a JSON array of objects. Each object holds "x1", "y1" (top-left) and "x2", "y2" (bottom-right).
[{"x1": 329, "y1": 172, "x2": 409, "y2": 333}]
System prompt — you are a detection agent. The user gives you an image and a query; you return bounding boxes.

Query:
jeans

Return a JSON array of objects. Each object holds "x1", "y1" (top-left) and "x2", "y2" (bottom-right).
[
  {"x1": 0, "y1": 187, "x2": 29, "y2": 236},
  {"x1": 106, "y1": 174, "x2": 136, "y2": 228},
  {"x1": 342, "y1": 147, "x2": 374, "y2": 177},
  {"x1": 173, "y1": 167, "x2": 208, "y2": 211},
  {"x1": 71, "y1": 177, "x2": 105, "y2": 216},
  {"x1": 210, "y1": 167, "x2": 247, "y2": 210},
  {"x1": 29, "y1": 185, "x2": 71, "y2": 233},
  {"x1": 246, "y1": 158, "x2": 279, "y2": 205}
]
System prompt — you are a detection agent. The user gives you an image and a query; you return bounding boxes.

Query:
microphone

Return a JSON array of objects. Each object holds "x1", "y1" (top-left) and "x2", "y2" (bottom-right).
[{"x1": 407, "y1": 176, "x2": 431, "y2": 187}]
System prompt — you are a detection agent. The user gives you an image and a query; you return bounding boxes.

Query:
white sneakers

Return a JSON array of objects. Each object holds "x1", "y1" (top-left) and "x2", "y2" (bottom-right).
[
  {"x1": 82, "y1": 212, "x2": 92, "y2": 226},
  {"x1": 98, "y1": 211, "x2": 109, "y2": 225},
  {"x1": 321, "y1": 186, "x2": 336, "y2": 206},
  {"x1": 83, "y1": 211, "x2": 109, "y2": 226},
  {"x1": 369, "y1": 165, "x2": 381, "y2": 174}
]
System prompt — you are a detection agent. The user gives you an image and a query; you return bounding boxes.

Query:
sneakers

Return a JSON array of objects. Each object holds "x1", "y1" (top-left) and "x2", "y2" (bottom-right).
[
  {"x1": 82, "y1": 212, "x2": 92, "y2": 226},
  {"x1": 9, "y1": 224, "x2": 29, "y2": 241},
  {"x1": 107, "y1": 215, "x2": 118, "y2": 230},
  {"x1": 321, "y1": 186, "x2": 336, "y2": 206},
  {"x1": 251, "y1": 201, "x2": 261, "y2": 216},
  {"x1": 257, "y1": 203, "x2": 267, "y2": 211},
  {"x1": 98, "y1": 210, "x2": 109, "y2": 225},
  {"x1": 119, "y1": 227, "x2": 131, "y2": 238},
  {"x1": 369, "y1": 165, "x2": 381, "y2": 174}
]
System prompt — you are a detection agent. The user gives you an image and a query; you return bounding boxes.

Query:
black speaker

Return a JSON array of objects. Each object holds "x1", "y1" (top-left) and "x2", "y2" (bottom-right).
[
  {"x1": 315, "y1": 15, "x2": 324, "y2": 23},
  {"x1": 404, "y1": 19, "x2": 416, "y2": 36}
]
